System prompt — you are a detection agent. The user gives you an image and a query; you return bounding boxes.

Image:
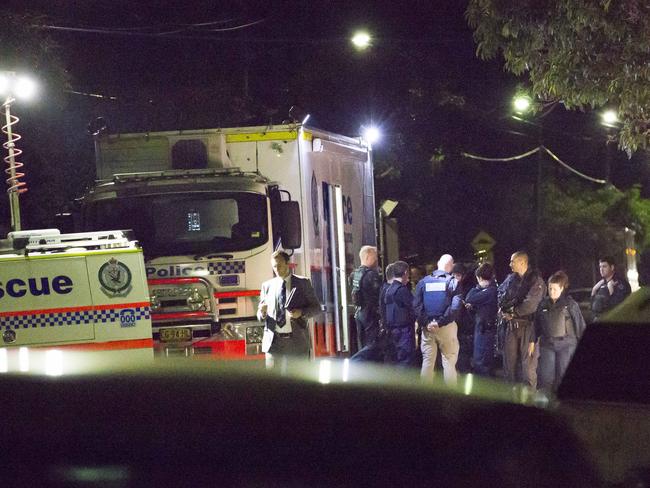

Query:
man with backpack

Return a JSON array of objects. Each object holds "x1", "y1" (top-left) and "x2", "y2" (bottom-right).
[{"x1": 349, "y1": 246, "x2": 383, "y2": 352}]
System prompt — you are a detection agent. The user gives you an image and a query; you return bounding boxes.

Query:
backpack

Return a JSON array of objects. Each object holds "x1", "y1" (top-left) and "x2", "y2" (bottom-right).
[{"x1": 351, "y1": 267, "x2": 370, "y2": 307}]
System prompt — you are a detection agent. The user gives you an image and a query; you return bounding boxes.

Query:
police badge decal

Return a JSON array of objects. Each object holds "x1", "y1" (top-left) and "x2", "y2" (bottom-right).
[{"x1": 98, "y1": 257, "x2": 133, "y2": 296}]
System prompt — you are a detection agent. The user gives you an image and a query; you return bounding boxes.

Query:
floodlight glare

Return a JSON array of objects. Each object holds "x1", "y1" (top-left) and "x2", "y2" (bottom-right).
[
  {"x1": 351, "y1": 31, "x2": 371, "y2": 50},
  {"x1": 602, "y1": 109, "x2": 619, "y2": 127},
  {"x1": 0, "y1": 74, "x2": 10, "y2": 96},
  {"x1": 513, "y1": 95, "x2": 531, "y2": 114},
  {"x1": 363, "y1": 126, "x2": 380, "y2": 144},
  {"x1": 13, "y1": 76, "x2": 36, "y2": 100}
]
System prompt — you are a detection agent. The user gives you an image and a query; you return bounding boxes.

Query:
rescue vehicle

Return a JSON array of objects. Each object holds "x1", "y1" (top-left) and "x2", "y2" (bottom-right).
[
  {"x1": 0, "y1": 229, "x2": 152, "y2": 351},
  {"x1": 76, "y1": 123, "x2": 376, "y2": 357}
]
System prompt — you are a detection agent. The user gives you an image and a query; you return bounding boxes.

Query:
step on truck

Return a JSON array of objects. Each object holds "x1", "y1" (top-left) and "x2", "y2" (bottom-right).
[{"x1": 76, "y1": 123, "x2": 376, "y2": 357}]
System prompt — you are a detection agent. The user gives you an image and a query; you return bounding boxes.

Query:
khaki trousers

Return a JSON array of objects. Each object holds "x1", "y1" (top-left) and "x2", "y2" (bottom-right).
[{"x1": 420, "y1": 321, "x2": 459, "y2": 385}]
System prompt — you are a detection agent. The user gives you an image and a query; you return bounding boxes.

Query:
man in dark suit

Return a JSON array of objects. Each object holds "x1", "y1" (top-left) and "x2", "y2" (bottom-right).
[{"x1": 257, "y1": 250, "x2": 321, "y2": 358}]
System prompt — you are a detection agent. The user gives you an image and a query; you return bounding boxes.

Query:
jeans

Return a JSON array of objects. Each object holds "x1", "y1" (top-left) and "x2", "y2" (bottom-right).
[{"x1": 537, "y1": 336, "x2": 578, "y2": 392}]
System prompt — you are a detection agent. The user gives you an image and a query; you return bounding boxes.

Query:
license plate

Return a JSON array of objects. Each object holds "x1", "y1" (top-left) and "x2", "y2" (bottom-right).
[{"x1": 159, "y1": 327, "x2": 192, "y2": 342}]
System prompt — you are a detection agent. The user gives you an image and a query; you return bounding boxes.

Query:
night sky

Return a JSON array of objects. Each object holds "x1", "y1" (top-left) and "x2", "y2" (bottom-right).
[{"x1": 3, "y1": 1, "x2": 646, "y2": 284}]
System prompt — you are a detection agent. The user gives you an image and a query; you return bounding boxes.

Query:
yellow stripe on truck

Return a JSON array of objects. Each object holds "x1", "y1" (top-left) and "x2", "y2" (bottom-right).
[{"x1": 226, "y1": 131, "x2": 298, "y2": 143}]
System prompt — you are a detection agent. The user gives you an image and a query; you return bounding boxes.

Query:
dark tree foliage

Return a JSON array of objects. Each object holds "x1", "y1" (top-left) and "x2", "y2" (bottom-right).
[{"x1": 467, "y1": 0, "x2": 650, "y2": 153}]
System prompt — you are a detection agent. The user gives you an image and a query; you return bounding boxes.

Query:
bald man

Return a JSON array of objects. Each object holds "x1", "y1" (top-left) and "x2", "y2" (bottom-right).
[{"x1": 497, "y1": 251, "x2": 546, "y2": 390}]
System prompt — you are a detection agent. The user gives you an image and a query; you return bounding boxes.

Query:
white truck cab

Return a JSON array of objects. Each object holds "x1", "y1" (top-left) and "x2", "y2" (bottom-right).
[{"x1": 78, "y1": 123, "x2": 376, "y2": 358}]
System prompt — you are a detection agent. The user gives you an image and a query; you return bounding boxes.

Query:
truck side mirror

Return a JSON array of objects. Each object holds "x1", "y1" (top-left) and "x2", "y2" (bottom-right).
[{"x1": 280, "y1": 201, "x2": 301, "y2": 249}]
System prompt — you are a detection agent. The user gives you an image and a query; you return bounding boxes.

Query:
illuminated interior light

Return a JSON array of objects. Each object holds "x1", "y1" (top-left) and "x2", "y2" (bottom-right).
[
  {"x1": 334, "y1": 186, "x2": 349, "y2": 348},
  {"x1": 342, "y1": 358, "x2": 350, "y2": 382}
]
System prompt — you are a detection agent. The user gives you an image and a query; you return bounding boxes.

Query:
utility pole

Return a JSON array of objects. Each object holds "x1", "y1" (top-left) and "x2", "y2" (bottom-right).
[{"x1": 534, "y1": 126, "x2": 543, "y2": 267}]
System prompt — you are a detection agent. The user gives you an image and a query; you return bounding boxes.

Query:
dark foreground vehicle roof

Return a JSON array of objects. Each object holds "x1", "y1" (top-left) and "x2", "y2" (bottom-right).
[{"x1": 0, "y1": 351, "x2": 598, "y2": 487}]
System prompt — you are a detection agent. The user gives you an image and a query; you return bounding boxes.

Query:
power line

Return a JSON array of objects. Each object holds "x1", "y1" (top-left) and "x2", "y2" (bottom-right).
[
  {"x1": 32, "y1": 17, "x2": 268, "y2": 40},
  {"x1": 461, "y1": 146, "x2": 607, "y2": 184}
]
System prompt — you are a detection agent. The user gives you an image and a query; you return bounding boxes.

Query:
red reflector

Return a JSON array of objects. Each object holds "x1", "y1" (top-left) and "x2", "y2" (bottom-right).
[
  {"x1": 149, "y1": 278, "x2": 203, "y2": 286},
  {"x1": 214, "y1": 290, "x2": 260, "y2": 299}
]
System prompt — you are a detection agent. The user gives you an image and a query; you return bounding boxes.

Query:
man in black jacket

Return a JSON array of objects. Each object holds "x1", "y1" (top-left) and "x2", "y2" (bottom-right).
[
  {"x1": 349, "y1": 246, "x2": 383, "y2": 351},
  {"x1": 497, "y1": 251, "x2": 546, "y2": 390},
  {"x1": 591, "y1": 255, "x2": 631, "y2": 321}
]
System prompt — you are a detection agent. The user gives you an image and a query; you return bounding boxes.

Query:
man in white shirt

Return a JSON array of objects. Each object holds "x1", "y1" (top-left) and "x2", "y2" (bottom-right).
[{"x1": 257, "y1": 250, "x2": 321, "y2": 358}]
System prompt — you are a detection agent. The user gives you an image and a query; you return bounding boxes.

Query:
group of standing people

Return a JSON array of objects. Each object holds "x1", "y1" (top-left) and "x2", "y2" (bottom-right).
[
  {"x1": 350, "y1": 246, "x2": 632, "y2": 394},
  {"x1": 255, "y1": 245, "x2": 631, "y2": 395}
]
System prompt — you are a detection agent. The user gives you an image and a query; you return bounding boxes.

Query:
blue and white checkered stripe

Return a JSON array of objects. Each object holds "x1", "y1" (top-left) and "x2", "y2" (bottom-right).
[
  {"x1": 207, "y1": 261, "x2": 246, "y2": 275},
  {"x1": 0, "y1": 307, "x2": 151, "y2": 330}
]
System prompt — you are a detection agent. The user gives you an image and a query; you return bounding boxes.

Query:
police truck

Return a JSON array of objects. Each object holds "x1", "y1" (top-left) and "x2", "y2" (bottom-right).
[{"x1": 76, "y1": 123, "x2": 376, "y2": 358}]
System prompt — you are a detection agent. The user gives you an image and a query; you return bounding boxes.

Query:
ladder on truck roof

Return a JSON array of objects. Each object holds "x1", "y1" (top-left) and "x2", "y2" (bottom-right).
[
  {"x1": 6, "y1": 229, "x2": 135, "y2": 253},
  {"x1": 109, "y1": 167, "x2": 249, "y2": 183}
]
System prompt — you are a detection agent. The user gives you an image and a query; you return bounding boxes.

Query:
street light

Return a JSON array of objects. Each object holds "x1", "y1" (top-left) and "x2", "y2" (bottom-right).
[
  {"x1": 601, "y1": 109, "x2": 619, "y2": 128},
  {"x1": 600, "y1": 109, "x2": 620, "y2": 183},
  {"x1": 513, "y1": 95, "x2": 532, "y2": 114},
  {"x1": 362, "y1": 126, "x2": 381, "y2": 145},
  {"x1": 0, "y1": 72, "x2": 36, "y2": 232},
  {"x1": 351, "y1": 31, "x2": 372, "y2": 50}
]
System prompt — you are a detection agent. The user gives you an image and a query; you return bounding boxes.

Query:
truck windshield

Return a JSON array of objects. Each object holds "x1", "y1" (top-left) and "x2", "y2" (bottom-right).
[{"x1": 85, "y1": 192, "x2": 268, "y2": 257}]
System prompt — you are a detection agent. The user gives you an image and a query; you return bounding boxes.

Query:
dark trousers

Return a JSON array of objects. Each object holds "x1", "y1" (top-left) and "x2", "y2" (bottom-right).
[
  {"x1": 538, "y1": 336, "x2": 578, "y2": 392},
  {"x1": 503, "y1": 320, "x2": 538, "y2": 389},
  {"x1": 268, "y1": 326, "x2": 309, "y2": 357},
  {"x1": 385, "y1": 326, "x2": 415, "y2": 367},
  {"x1": 351, "y1": 334, "x2": 386, "y2": 362},
  {"x1": 355, "y1": 311, "x2": 379, "y2": 351},
  {"x1": 473, "y1": 327, "x2": 495, "y2": 376}
]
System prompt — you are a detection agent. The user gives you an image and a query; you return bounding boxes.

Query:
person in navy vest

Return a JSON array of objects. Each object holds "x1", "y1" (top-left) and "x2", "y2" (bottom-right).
[
  {"x1": 413, "y1": 253, "x2": 459, "y2": 385},
  {"x1": 383, "y1": 261, "x2": 416, "y2": 366},
  {"x1": 535, "y1": 271, "x2": 586, "y2": 393},
  {"x1": 464, "y1": 263, "x2": 498, "y2": 376}
]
